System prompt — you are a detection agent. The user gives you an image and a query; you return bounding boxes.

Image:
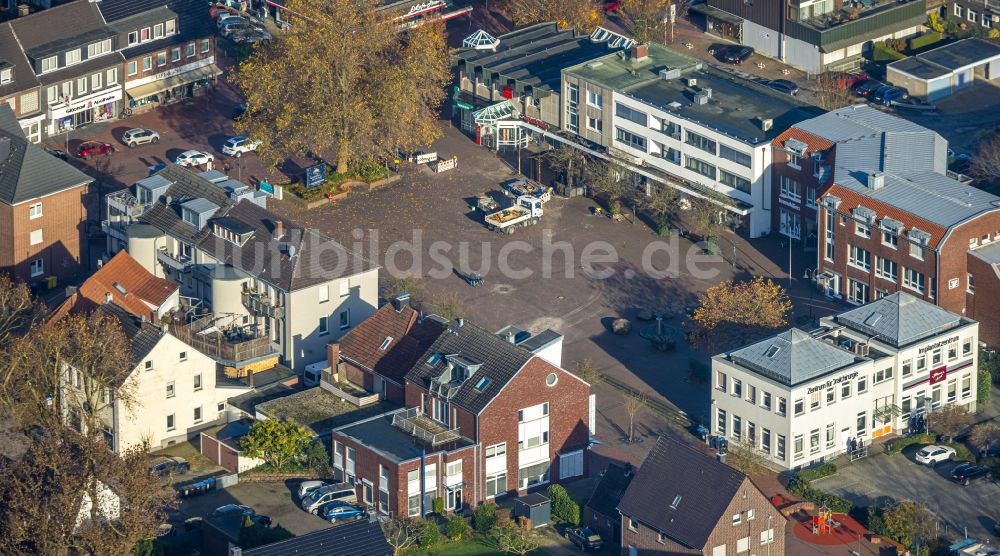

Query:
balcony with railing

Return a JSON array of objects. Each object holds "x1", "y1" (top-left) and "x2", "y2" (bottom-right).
[
  {"x1": 157, "y1": 248, "x2": 192, "y2": 272},
  {"x1": 101, "y1": 220, "x2": 130, "y2": 242},
  {"x1": 392, "y1": 407, "x2": 463, "y2": 446},
  {"x1": 168, "y1": 314, "x2": 275, "y2": 366},
  {"x1": 106, "y1": 190, "x2": 147, "y2": 218},
  {"x1": 787, "y1": 0, "x2": 928, "y2": 49},
  {"x1": 241, "y1": 289, "x2": 285, "y2": 319}
]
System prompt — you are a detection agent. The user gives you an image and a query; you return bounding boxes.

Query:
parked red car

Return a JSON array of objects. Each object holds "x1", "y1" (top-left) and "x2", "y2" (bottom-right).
[
  {"x1": 837, "y1": 71, "x2": 869, "y2": 89},
  {"x1": 605, "y1": 0, "x2": 621, "y2": 11},
  {"x1": 77, "y1": 141, "x2": 115, "y2": 159}
]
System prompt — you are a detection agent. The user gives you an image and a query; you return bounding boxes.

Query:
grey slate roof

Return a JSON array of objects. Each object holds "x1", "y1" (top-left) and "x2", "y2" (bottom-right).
[
  {"x1": 9, "y1": 1, "x2": 111, "y2": 54},
  {"x1": 728, "y1": 328, "x2": 858, "y2": 386},
  {"x1": 834, "y1": 291, "x2": 963, "y2": 348},
  {"x1": 0, "y1": 104, "x2": 92, "y2": 205},
  {"x1": 243, "y1": 519, "x2": 391, "y2": 556},
  {"x1": 335, "y1": 409, "x2": 474, "y2": 463},
  {"x1": 617, "y1": 435, "x2": 746, "y2": 549},
  {"x1": 105, "y1": 0, "x2": 218, "y2": 58},
  {"x1": 404, "y1": 319, "x2": 535, "y2": 415},
  {"x1": 795, "y1": 105, "x2": 1000, "y2": 228},
  {"x1": 0, "y1": 23, "x2": 39, "y2": 100},
  {"x1": 586, "y1": 462, "x2": 634, "y2": 519},
  {"x1": 136, "y1": 165, "x2": 374, "y2": 292}
]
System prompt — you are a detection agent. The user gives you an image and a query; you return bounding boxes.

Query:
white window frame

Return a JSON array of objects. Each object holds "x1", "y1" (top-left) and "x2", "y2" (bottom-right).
[
  {"x1": 30, "y1": 258, "x2": 43, "y2": 277},
  {"x1": 28, "y1": 203, "x2": 42, "y2": 219}
]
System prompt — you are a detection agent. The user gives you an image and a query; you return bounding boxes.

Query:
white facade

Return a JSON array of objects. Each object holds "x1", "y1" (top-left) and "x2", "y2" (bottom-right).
[
  {"x1": 711, "y1": 318, "x2": 978, "y2": 470},
  {"x1": 610, "y1": 91, "x2": 772, "y2": 237}
]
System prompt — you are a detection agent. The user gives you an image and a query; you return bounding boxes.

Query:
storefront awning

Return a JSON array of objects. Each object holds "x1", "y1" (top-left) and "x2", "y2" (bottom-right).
[
  {"x1": 126, "y1": 64, "x2": 223, "y2": 100},
  {"x1": 689, "y1": 4, "x2": 744, "y2": 25}
]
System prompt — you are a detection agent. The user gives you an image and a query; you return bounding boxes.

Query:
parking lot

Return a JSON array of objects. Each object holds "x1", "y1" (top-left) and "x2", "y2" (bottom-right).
[{"x1": 813, "y1": 445, "x2": 1000, "y2": 542}]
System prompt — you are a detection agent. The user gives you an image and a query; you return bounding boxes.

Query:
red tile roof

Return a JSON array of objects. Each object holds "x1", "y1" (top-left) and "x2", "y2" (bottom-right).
[
  {"x1": 824, "y1": 184, "x2": 948, "y2": 248},
  {"x1": 76, "y1": 251, "x2": 178, "y2": 320},
  {"x1": 338, "y1": 301, "x2": 445, "y2": 384},
  {"x1": 772, "y1": 128, "x2": 835, "y2": 155}
]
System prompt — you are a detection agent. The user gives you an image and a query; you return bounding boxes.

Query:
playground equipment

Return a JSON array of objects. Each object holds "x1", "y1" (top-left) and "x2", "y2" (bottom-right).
[{"x1": 812, "y1": 506, "x2": 832, "y2": 535}]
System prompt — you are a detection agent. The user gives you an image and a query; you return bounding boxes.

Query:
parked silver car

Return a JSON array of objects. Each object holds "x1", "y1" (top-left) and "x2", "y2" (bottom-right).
[
  {"x1": 300, "y1": 483, "x2": 355, "y2": 514},
  {"x1": 122, "y1": 128, "x2": 160, "y2": 148}
]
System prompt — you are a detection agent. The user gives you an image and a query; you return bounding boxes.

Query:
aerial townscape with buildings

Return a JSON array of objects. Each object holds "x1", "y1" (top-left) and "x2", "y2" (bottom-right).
[{"x1": 2, "y1": 0, "x2": 1000, "y2": 555}]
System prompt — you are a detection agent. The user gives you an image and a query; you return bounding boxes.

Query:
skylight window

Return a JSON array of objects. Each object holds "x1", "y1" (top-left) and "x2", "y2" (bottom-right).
[
  {"x1": 764, "y1": 345, "x2": 781, "y2": 358},
  {"x1": 427, "y1": 354, "x2": 442, "y2": 365},
  {"x1": 379, "y1": 336, "x2": 393, "y2": 351},
  {"x1": 670, "y1": 495, "x2": 682, "y2": 509},
  {"x1": 474, "y1": 377, "x2": 490, "y2": 391},
  {"x1": 113, "y1": 283, "x2": 128, "y2": 295}
]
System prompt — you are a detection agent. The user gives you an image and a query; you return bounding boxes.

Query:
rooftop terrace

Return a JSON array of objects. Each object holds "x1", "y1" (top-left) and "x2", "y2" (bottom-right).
[
  {"x1": 336, "y1": 409, "x2": 475, "y2": 463},
  {"x1": 255, "y1": 388, "x2": 398, "y2": 436}
]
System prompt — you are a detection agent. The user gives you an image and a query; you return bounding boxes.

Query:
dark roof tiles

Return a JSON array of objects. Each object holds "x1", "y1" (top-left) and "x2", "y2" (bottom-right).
[
  {"x1": 0, "y1": 104, "x2": 91, "y2": 205},
  {"x1": 338, "y1": 300, "x2": 445, "y2": 384}
]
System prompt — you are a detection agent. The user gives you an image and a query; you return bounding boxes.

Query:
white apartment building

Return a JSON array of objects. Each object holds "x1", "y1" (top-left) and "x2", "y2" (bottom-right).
[
  {"x1": 711, "y1": 292, "x2": 978, "y2": 470},
  {"x1": 562, "y1": 43, "x2": 822, "y2": 238}
]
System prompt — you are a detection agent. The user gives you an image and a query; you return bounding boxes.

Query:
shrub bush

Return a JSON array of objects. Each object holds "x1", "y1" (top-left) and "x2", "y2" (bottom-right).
[
  {"x1": 497, "y1": 507, "x2": 513, "y2": 526},
  {"x1": 445, "y1": 516, "x2": 468, "y2": 540},
  {"x1": 420, "y1": 519, "x2": 440, "y2": 547},
  {"x1": 948, "y1": 442, "x2": 976, "y2": 462},
  {"x1": 432, "y1": 497, "x2": 445, "y2": 516},
  {"x1": 473, "y1": 503, "x2": 498, "y2": 534},
  {"x1": 980, "y1": 457, "x2": 1000, "y2": 475},
  {"x1": 787, "y1": 475, "x2": 853, "y2": 513},
  {"x1": 873, "y1": 43, "x2": 907, "y2": 62},
  {"x1": 795, "y1": 463, "x2": 837, "y2": 482},
  {"x1": 866, "y1": 506, "x2": 889, "y2": 538},
  {"x1": 547, "y1": 484, "x2": 581, "y2": 526}
]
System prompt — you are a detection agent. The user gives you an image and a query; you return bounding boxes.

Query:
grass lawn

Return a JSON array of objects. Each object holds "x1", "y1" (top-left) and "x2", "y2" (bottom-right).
[{"x1": 408, "y1": 538, "x2": 504, "y2": 556}]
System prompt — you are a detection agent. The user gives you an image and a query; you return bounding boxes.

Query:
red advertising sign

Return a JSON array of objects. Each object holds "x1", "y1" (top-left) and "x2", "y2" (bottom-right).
[{"x1": 929, "y1": 366, "x2": 947, "y2": 385}]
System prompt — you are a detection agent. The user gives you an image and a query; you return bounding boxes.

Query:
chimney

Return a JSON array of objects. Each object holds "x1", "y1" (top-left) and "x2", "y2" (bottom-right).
[
  {"x1": 868, "y1": 171, "x2": 885, "y2": 190},
  {"x1": 273, "y1": 220, "x2": 285, "y2": 240},
  {"x1": 456, "y1": 317, "x2": 464, "y2": 327},
  {"x1": 327, "y1": 342, "x2": 340, "y2": 368},
  {"x1": 759, "y1": 118, "x2": 773, "y2": 132},
  {"x1": 391, "y1": 292, "x2": 411, "y2": 312},
  {"x1": 65, "y1": 285, "x2": 78, "y2": 298},
  {"x1": 506, "y1": 331, "x2": 516, "y2": 344},
  {"x1": 104, "y1": 292, "x2": 113, "y2": 304},
  {"x1": 630, "y1": 43, "x2": 649, "y2": 62},
  {"x1": 17, "y1": 4, "x2": 29, "y2": 16}
]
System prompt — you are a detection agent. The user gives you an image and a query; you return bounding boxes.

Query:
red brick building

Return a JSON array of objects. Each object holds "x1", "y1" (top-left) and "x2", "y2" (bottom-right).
[
  {"x1": 618, "y1": 436, "x2": 785, "y2": 556},
  {"x1": 0, "y1": 104, "x2": 92, "y2": 286},
  {"x1": 770, "y1": 128, "x2": 835, "y2": 246},
  {"x1": 328, "y1": 293, "x2": 445, "y2": 403},
  {"x1": 331, "y1": 315, "x2": 592, "y2": 518},
  {"x1": 799, "y1": 106, "x2": 1000, "y2": 346}
]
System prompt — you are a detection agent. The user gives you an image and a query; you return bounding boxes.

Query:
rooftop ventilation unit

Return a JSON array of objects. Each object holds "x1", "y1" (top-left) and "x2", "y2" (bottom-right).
[
  {"x1": 659, "y1": 68, "x2": 680, "y2": 80},
  {"x1": 693, "y1": 91, "x2": 710, "y2": 105},
  {"x1": 686, "y1": 78, "x2": 697, "y2": 87}
]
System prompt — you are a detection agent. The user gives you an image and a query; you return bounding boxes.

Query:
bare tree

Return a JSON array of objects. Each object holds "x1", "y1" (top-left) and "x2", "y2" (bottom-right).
[
  {"x1": 686, "y1": 197, "x2": 727, "y2": 243},
  {"x1": 381, "y1": 276, "x2": 425, "y2": 306},
  {"x1": 573, "y1": 358, "x2": 602, "y2": 385},
  {"x1": 810, "y1": 72, "x2": 854, "y2": 110},
  {"x1": 726, "y1": 440, "x2": 771, "y2": 476},
  {"x1": 380, "y1": 516, "x2": 421, "y2": 556},
  {"x1": 587, "y1": 160, "x2": 631, "y2": 215},
  {"x1": 494, "y1": 519, "x2": 541, "y2": 555},
  {"x1": 621, "y1": 0, "x2": 668, "y2": 43},
  {"x1": 545, "y1": 145, "x2": 588, "y2": 188},
  {"x1": 639, "y1": 183, "x2": 680, "y2": 234},
  {"x1": 428, "y1": 291, "x2": 466, "y2": 322},
  {"x1": 927, "y1": 404, "x2": 973, "y2": 439},
  {"x1": 971, "y1": 133, "x2": 1000, "y2": 183},
  {"x1": 0, "y1": 275, "x2": 42, "y2": 347},
  {"x1": 623, "y1": 390, "x2": 647, "y2": 443},
  {"x1": 969, "y1": 422, "x2": 1000, "y2": 455}
]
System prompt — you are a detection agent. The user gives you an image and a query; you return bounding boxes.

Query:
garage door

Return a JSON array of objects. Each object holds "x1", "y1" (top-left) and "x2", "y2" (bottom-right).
[{"x1": 559, "y1": 450, "x2": 583, "y2": 479}]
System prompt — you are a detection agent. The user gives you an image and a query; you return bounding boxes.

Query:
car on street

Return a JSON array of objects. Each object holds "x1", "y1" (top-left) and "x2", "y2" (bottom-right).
[
  {"x1": 565, "y1": 527, "x2": 603, "y2": 550},
  {"x1": 854, "y1": 80, "x2": 885, "y2": 98},
  {"x1": 297, "y1": 480, "x2": 331, "y2": 500},
  {"x1": 77, "y1": 141, "x2": 115, "y2": 159},
  {"x1": 951, "y1": 463, "x2": 993, "y2": 486},
  {"x1": 122, "y1": 128, "x2": 160, "y2": 148},
  {"x1": 320, "y1": 501, "x2": 366, "y2": 523},
  {"x1": 300, "y1": 483, "x2": 355, "y2": 514},
  {"x1": 721, "y1": 45, "x2": 754, "y2": 64},
  {"x1": 836, "y1": 71, "x2": 869, "y2": 89},
  {"x1": 221, "y1": 135, "x2": 261, "y2": 157},
  {"x1": 221, "y1": 20, "x2": 265, "y2": 38},
  {"x1": 175, "y1": 150, "x2": 214, "y2": 167},
  {"x1": 915, "y1": 445, "x2": 956, "y2": 465},
  {"x1": 766, "y1": 79, "x2": 799, "y2": 96},
  {"x1": 216, "y1": 13, "x2": 244, "y2": 28},
  {"x1": 212, "y1": 504, "x2": 272, "y2": 527},
  {"x1": 149, "y1": 456, "x2": 190, "y2": 477},
  {"x1": 870, "y1": 85, "x2": 907, "y2": 105}
]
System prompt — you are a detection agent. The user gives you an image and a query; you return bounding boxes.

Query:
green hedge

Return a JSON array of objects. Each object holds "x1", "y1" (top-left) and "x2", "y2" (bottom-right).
[
  {"x1": 795, "y1": 463, "x2": 837, "y2": 482},
  {"x1": 908, "y1": 31, "x2": 942, "y2": 52},
  {"x1": 873, "y1": 43, "x2": 907, "y2": 63},
  {"x1": 885, "y1": 433, "x2": 935, "y2": 454},
  {"x1": 948, "y1": 442, "x2": 976, "y2": 462},
  {"x1": 787, "y1": 477, "x2": 853, "y2": 513}
]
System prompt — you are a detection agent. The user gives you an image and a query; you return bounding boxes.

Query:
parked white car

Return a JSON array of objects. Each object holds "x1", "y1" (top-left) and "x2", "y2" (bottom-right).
[
  {"x1": 121, "y1": 128, "x2": 160, "y2": 148},
  {"x1": 175, "y1": 150, "x2": 214, "y2": 167},
  {"x1": 297, "y1": 480, "x2": 329, "y2": 500},
  {"x1": 300, "y1": 483, "x2": 355, "y2": 514},
  {"x1": 915, "y1": 445, "x2": 956, "y2": 466},
  {"x1": 221, "y1": 135, "x2": 261, "y2": 157}
]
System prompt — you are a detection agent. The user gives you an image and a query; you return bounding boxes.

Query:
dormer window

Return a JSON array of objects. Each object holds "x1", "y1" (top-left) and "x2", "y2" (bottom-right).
[
  {"x1": 87, "y1": 40, "x2": 111, "y2": 58},
  {"x1": 65, "y1": 49, "x2": 81, "y2": 66},
  {"x1": 40, "y1": 56, "x2": 57, "y2": 73},
  {"x1": 0, "y1": 69, "x2": 11, "y2": 85},
  {"x1": 212, "y1": 218, "x2": 253, "y2": 246},
  {"x1": 128, "y1": 31, "x2": 138, "y2": 46}
]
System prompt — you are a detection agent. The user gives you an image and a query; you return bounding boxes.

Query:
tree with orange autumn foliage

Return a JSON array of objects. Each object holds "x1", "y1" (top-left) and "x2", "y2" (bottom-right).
[
  {"x1": 501, "y1": 0, "x2": 603, "y2": 34},
  {"x1": 685, "y1": 277, "x2": 791, "y2": 352}
]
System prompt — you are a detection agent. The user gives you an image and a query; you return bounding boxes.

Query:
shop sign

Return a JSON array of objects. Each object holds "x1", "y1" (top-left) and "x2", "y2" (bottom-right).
[
  {"x1": 453, "y1": 99, "x2": 474, "y2": 110},
  {"x1": 305, "y1": 162, "x2": 326, "y2": 189},
  {"x1": 126, "y1": 57, "x2": 216, "y2": 89},
  {"x1": 436, "y1": 157, "x2": 457, "y2": 173},
  {"x1": 414, "y1": 152, "x2": 438, "y2": 164},
  {"x1": 405, "y1": 0, "x2": 445, "y2": 16},
  {"x1": 51, "y1": 89, "x2": 122, "y2": 119},
  {"x1": 807, "y1": 371, "x2": 859, "y2": 394},
  {"x1": 929, "y1": 366, "x2": 947, "y2": 385},
  {"x1": 918, "y1": 335, "x2": 958, "y2": 354},
  {"x1": 521, "y1": 115, "x2": 549, "y2": 130}
]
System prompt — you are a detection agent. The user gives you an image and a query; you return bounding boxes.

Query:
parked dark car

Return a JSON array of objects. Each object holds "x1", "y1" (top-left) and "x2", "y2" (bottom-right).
[
  {"x1": 45, "y1": 148, "x2": 68, "y2": 161},
  {"x1": 766, "y1": 79, "x2": 799, "y2": 96},
  {"x1": 77, "y1": 141, "x2": 115, "y2": 159},
  {"x1": 212, "y1": 504, "x2": 272, "y2": 527},
  {"x1": 721, "y1": 45, "x2": 754, "y2": 64},
  {"x1": 951, "y1": 463, "x2": 993, "y2": 486},
  {"x1": 149, "y1": 456, "x2": 190, "y2": 477},
  {"x1": 870, "y1": 85, "x2": 907, "y2": 105},
  {"x1": 854, "y1": 80, "x2": 885, "y2": 97},
  {"x1": 231, "y1": 102, "x2": 248, "y2": 120},
  {"x1": 565, "y1": 527, "x2": 603, "y2": 551}
]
